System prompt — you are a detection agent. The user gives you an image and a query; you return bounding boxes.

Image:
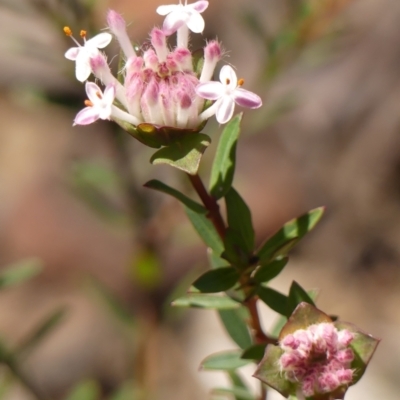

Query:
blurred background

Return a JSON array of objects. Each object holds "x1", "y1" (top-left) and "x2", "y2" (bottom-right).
[{"x1": 0, "y1": 0, "x2": 399, "y2": 399}]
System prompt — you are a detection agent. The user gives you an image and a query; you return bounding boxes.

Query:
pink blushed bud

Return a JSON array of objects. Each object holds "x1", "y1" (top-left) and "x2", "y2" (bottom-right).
[
  {"x1": 338, "y1": 329, "x2": 355, "y2": 347},
  {"x1": 151, "y1": 28, "x2": 168, "y2": 62},
  {"x1": 170, "y1": 48, "x2": 193, "y2": 72},
  {"x1": 200, "y1": 40, "x2": 222, "y2": 82},
  {"x1": 336, "y1": 348, "x2": 354, "y2": 363},
  {"x1": 336, "y1": 369, "x2": 354, "y2": 384},
  {"x1": 144, "y1": 49, "x2": 159, "y2": 70},
  {"x1": 319, "y1": 372, "x2": 340, "y2": 393},
  {"x1": 107, "y1": 10, "x2": 136, "y2": 59}
]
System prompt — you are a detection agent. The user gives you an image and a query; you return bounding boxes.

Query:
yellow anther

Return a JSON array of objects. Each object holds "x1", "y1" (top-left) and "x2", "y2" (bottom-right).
[
  {"x1": 96, "y1": 91, "x2": 102, "y2": 99},
  {"x1": 63, "y1": 26, "x2": 72, "y2": 36},
  {"x1": 80, "y1": 30, "x2": 87, "y2": 38},
  {"x1": 226, "y1": 78, "x2": 230, "y2": 85},
  {"x1": 238, "y1": 78, "x2": 245, "y2": 86},
  {"x1": 84, "y1": 100, "x2": 93, "y2": 107}
]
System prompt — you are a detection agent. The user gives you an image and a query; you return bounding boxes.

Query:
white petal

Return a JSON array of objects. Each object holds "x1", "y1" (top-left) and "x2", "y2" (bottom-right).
[
  {"x1": 219, "y1": 65, "x2": 237, "y2": 89},
  {"x1": 86, "y1": 32, "x2": 112, "y2": 49},
  {"x1": 163, "y1": 10, "x2": 187, "y2": 34},
  {"x1": 65, "y1": 47, "x2": 80, "y2": 60},
  {"x1": 196, "y1": 81, "x2": 223, "y2": 100},
  {"x1": 75, "y1": 52, "x2": 91, "y2": 82},
  {"x1": 186, "y1": 11, "x2": 205, "y2": 33},
  {"x1": 156, "y1": 4, "x2": 179, "y2": 15},
  {"x1": 103, "y1": 84, "x2": 116, "y2": 104},
  {"x1": 74, "y1": 107, "x2": 100, "y2": 125},
  {"x1": 98, "y1": 104, "x2": 112, "y2": 120},
  {"x1": 85, "y1": 82, "x2": 102, "y2": 103},
  {"x1": 216, "y1": 96, "x2": 235, "y2": 124},
  {"x1": 187, "y1": 1, "x2": 209, "y2": 13},
  {"x1": 233, "y1": 88, "x2": 262, "y2": 109}
]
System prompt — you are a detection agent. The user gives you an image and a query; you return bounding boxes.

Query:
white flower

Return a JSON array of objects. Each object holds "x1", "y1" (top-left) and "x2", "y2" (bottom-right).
[
  {"x1": 64, "y1": 27, "x2": 112, "y2": 82},
  {"x1": 196, "y1": 65, "x2": 262, "y2": 124},
  {"x1": 157, "y1": 0, "x2": 209, "y2": 35},
  {"x1": 74, "y1": 82, "x2": 115, "y2": 125}
]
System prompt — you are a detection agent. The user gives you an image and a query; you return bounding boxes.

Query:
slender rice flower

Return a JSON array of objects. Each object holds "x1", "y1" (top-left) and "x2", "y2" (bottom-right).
[
  {"x1": 74, "y1": 82, "x2": 139, "y2": 126},
  {"x1": 157, "y1": 1, "x2": 209, "y2": 47},
  {"x1": 64, "y1": 27, "x2": 112, "y2": 82},
  {"x1": 196, "y1": 65, "x2": 262, "y2": 124},
  {"x1": 65, "y1": 5, "x2": 262, "y2": 137},
  {"x1": 278, "y1": 323, "x2": 355, "y2": 399}
]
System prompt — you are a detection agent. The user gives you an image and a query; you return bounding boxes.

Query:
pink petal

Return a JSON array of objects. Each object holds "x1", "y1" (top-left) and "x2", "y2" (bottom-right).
[
  {"x1": 156, "y1": 4, "x2": 179, "y2": 15},
  {"x1": 85, "y1": 82, "x2": 102, "y2": 103},
  {"x1": 216, "y1": 96, "x2": 235, "y2": 124},
  {"x1": 86, "y1": 32, "x2": 112, "y2": 49},
  {"x1": 187, "y1": 1, "x2": 209, "y2": 13},
  {"x1": 74, "y1": 107, "x2": 100, "y2": 125},
  {"x1": 186, "y1": 11, "x2": 205, "y2": 33},
  {"x1": 163, "y1": 10, "x2": 186, "y2": 34},
  {"x1": 65, "y1": 47, "x2": 80, "y2": 60},
  {"x1": 196, "y1": 81, "x2": 223, "y2": 100},
  {"x1": 219, "y1": 65, "x2": 237, "y2": 89},
  {"x1": 233, "y1": 88, "x2": 262, "y2": 109}
]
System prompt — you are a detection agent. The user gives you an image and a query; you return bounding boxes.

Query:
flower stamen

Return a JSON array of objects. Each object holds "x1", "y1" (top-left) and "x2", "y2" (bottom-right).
[
  {"x1": 84, "y1": 100, "x2": 93, "y2": 107},
  {"x1": 238, "y1": 78, "x2": 244, "y2": 86}
]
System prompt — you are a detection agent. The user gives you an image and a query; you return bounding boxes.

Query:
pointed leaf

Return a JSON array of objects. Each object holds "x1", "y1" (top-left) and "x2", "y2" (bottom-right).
[
  {"x1": 222, "y1": 228, "x2": 251, "y2": 267},
  {"x1": 257, "y1": 286, "x2": 288, "y2": 316},
  {"x1": 151, "y1": 133, "x2": 211, "y2": 175},
  {"x1": 209, "y1": 114, "x2": 242, "y2": 199},
  {"x1": 212, "y1": 387, "x2": 255, "y2": 400},
  {"x1": 201, "y1": 350, "x2": 252, "y2": 370},
  {"x1": 254, "y1": 345, "x2": 294, "y2": 397},
  {"x1": 185, "y1": 207, "x2": 224, "y2": 254},
  {"x1": 227, "y1": 371, "x2": 254, "y2": 400},
  {"x1": 144, "y1": 179, "x2": 206, "y2": 214},
  {"x1": 172, "y1": 293, "x2": 240, "y2": 309},
  {"x1": 16, "y1": 307, "x2": 67, "y2": 357},
  {"x1": 218, "y1": 308, "x2": 252, "y2": 349},
  {"x1": 334, "y1": 321, "x2": 380, "y2": 384},
  {"x1": 0, "y1": 258, "x2": 43, "y2": 289},
  {"x1": 241, "y1": 344, "x2": 267, "y2": 361},
  {"x1": 253, "y1": 257, "x2": 289, "y2": 283},
  {"x1": 193, "y1": 267, "x2": 240, "y2": 293},
  {"x1": 225, "y1": 187, "x2": 255, "y2": 253},
  {"x1": 286, "y1": 281, "x2": 315, "y2": 317},
  {"x1": 257, "y1": 207, "x2": 325, "y2": 263}
]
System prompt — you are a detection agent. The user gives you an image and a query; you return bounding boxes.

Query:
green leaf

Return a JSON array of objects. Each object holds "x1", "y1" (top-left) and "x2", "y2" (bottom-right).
[
  {"x1": 0, "y1": 258, "x2": 43, "y2": 289},
  {"x1": 254, "y1": 345, "x2": 294, "y2": 397},
  {"x1": 279, "y1": 303, "x2": 332, "y2": 340},
  {"x1": 253, "y1": 257, "x2": 289, "y2": 283},
  {"x1": 65, "y1": 380, "x2": 101, "y2": 400},
  {"x1": 212, "y1": 387, "x2": 255, "y2": 400},
  {"x1": 218, "y1": 309, "x2": 252, "y2": 349},
  {"x1": 334, "y1": 321, "x2": 380, "y2": 385},
  {"x1": 257, "y1": 207, "x2": 325, "y2": 262},
  {"x1": 16, "y1": 307, "x2": 67, "y2": 358},
  {"x1": 225, "y1": 187, "x2": 255, "y2": 253},
  {"x1": 257, "y1": 286, "x2": 288, "y2": 316},
  {"x1": 241, "y1": 344, "x2": 267, "y2": 361},
  {"x1": 151, "y1": 133, "x2": 211, "y2": 175},
  {"x1": 222, "y1": 228, "x2": 251, "y2": 266},
  {"x1": 144, "y1": 179, "x2": 206, "y2": 214},
  {"x1": 185, "y1": 207, "x2": 224, "y2": 254},
  {"x1": 209, "y1": 114, "x2": 242, "y2": 199},
  {"x1": 201, "y1": 350, "x2": 252, "y2": 370},
  {"x1": 286, "y1": 281, "x2": 315, "y2": 317},
  {"x1": 172, "y1": 293, "x2": 240, "y2": 309},
  {"x1": 193, "y1": 267, "x2": 240, "y2": 293},
  {"x1": 208, "y1": 248, "x2": 230, "y2": 269}
]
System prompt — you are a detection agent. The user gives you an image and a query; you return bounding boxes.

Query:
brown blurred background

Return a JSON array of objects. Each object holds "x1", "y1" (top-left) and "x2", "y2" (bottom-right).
[{"x1": 0, "y1": 0, "x2": 400, "y2": 399}]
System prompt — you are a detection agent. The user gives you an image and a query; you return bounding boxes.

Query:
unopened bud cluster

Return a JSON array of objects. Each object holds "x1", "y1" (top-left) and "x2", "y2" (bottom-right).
[{"x1": 279, "y1": 323, "x2": 355, "y2": 398}]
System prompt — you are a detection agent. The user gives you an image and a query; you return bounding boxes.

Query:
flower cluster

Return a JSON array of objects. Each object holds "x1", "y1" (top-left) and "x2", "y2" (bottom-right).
[
  {"x1": 279, "y1": 322, "x2": 355, "y2": 398},
  {"x1": 64, "y1": 1, "x2": 262, "y2": 130}
]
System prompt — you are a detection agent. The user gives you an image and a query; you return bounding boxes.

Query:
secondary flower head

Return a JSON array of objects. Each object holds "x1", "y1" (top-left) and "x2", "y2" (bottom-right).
[
  {"x1": 196, "y1": 65, "x2": 262, "y2": 124},
  {"x1": 64, "y1": 27, "x2": 112, "y2": 82},
  {"x1": 279, "y1": 323, "x2": 355, "y2": 398}
]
